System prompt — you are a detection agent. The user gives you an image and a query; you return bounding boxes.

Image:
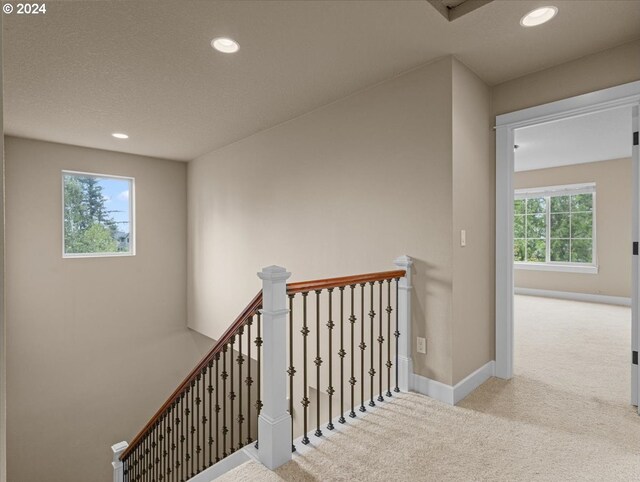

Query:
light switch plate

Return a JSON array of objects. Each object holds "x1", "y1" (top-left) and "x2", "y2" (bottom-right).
[{"x1": 461, "y1": 229, "x2": 466, "y2": 247}]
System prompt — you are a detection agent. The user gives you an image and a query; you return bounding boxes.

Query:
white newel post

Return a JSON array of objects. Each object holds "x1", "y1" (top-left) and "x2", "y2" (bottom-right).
[
  {"x1": 394, "y1": 255, "x2": 413, "y2": 392},
  {"x1": 257, "y1": 265, "x2": 292, "y2": 470},
  {"x1": 111, "y1": 441, "x2": 128, "y2": 482}
]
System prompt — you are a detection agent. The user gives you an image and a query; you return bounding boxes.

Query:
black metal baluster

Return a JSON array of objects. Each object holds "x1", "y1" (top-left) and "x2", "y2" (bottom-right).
[
  {"x1": 287, "y1": 294, "x2": 296, "y2": 451},
  {"x1": 166, "y1": 411, "x2": 170, "y2": 481},
  {"x1": 180, "y1": 394, "x2": 185, "y2": 482},
  {"x1": 215, "y1": 353, "x2": 220, "y2": 462},
  {"x1": 221, "y1": 345, "x2": 228, "y2": 458},
  {"x1": 169, "y1": 404, "x2": 175, "y2": 482},
  {"x1": 368, "y1": 282, "x2": 376, "y2": 407},
  {"x1": 201, "y1": 367, "x2": 206, "y2": 472},
  {"x1": 326, "y1": 288, "x2": 335, "y2": 430},
  {"x1": 208, "y1": 360, "x2": 213, "y2": 467},
  {"x1": 196, "y1": 367, "x2": 207, "y2": 473},
  {"x1": 147, "y1": 431, "x2": 151, "y2": 482},
  {"x1": 146, "y1": 433, "x2": 149, "y2": 482},
  {"x1": 154, "y1": 425, "x2": 158, "y2": 482},
  {"x1": 394, "y1": 278, "x2": 400, "y2": 393},
  {"x1": 229, "y1": 336, "x2": 236, "y2": 454},
  {"x1": 158, "y1": 413, "x2": 166, "y2": 482},
  {"x1": 349, "y1": 285, "x2": 357, "y2": 418},
  {"x1": 386, "y1": 279, "x2": 393, "y2": 398},
  {"x1": 237, "y1": 327, "x2": 244, "y2": 449},
  {"x1": 246, "y1": 317, "x2": 253, "y2": 446},
  {"x1": 301, "y1": 292, "x2": 310, "y2": 444},
  {"x1": 254, "y1": 312, "x2": 262, "y2": 449},
  {"x1": 195, "y1": 375, "x2": 201, "y2": 474},
  {"x1": 359, "y1": 283, "x2": 366, "y2": 412},
  {"x1": 140, "y1": 438, "x2": 144, "y2": 482},
  {"x1": 314, "y1": 290, "x2": 323, "y2": 438},
  {"x1": 377, "y1": 280, "x2": 384, "y2": 403},
  {"x1": 153, "y1": 422, "x2": 158, "y2": 482},
  {"x1": 191, "y1": 382, "x2": 196, "y2": 477},
  {"x1": 151, "y1": 430, "x2": 154, "y2": 481},
  {"x1": 151, "y1": 428, "x2": 154, "y2": 482},
  {"x1": 338, "y1": 287, "x2": 346, "y2": 424}
]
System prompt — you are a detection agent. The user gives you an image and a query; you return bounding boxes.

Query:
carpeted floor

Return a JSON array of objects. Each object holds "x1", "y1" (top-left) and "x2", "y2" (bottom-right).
[{"x1": 218, "y1": 295, "x2": 640, "y2": 481}]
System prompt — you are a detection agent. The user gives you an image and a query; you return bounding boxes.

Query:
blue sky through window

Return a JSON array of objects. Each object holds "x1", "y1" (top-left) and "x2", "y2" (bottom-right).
[{"x1": 99, "y1": 178, "x2": 131, "y2": 235}]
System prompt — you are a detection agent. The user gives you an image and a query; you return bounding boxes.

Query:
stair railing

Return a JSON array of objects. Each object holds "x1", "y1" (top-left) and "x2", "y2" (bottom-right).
[{"x1": 111, "y1": 255, "x2": 413, "y2": 482}]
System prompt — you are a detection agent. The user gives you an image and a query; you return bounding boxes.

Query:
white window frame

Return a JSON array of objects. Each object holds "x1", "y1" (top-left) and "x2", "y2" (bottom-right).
[
  {"x1": 61, "y1": 170, "x2": 136, "y2": 258},
  {"x1": 514, "y1": 182, "x2": 597, "y2": 274}
]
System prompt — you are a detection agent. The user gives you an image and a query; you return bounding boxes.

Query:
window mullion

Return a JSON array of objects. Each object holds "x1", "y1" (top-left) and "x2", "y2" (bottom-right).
[{"x1": 545, "y1": 196, "x2": 551, "y2": 263}]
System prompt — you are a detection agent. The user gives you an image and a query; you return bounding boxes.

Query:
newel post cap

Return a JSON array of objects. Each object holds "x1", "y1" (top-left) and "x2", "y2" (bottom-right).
[
  {"x1": 111, "y1": 441, "x2": 128, "y2": 463},
  {"x1": 257, "y1": 265, "x2": 291, "y2": 282},
  {"x1": 394, "y1": 255, "x2": 413, "y2": 268}
]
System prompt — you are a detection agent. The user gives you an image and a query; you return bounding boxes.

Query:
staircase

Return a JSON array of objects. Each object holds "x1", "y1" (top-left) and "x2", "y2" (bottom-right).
[{"x1": 111, "y1": 256, "x2": 413, "y2": 482}]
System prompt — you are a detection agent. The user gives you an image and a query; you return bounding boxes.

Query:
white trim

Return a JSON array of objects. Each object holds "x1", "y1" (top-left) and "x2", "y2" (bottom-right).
[
  {"x1": 186, "y1": 447, "x2": 252, "y2": 482},
  {"x1": 514, "y1": 263, "x2": 598, "y2": 274},
  {"x1": 496, "y1": 80, "x2": 640, "y2": 128},
  {"x1": 514, "y1": 182, "x2": 596, "y2": 199},
  {"x1": 411, "y1": 360, "x2": 495, "y2": 405},
  {"x1": 495, "y1": 80, "x2": 640, "y2": 386},
  {"x1": 515, "y1": 287, "x2": 631, "y2": 306},
  {"x1": 411, "y1": 373, "x2": 455, "y2": 405}
]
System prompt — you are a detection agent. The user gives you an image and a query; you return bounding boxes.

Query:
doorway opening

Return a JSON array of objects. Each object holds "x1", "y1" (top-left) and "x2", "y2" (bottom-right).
[
  {"x1": 495, "y1": 81, "x2": 640, "y2": 413},
  {"x1": 511, "y1": 107, "x2": 632, "y2": 405}
]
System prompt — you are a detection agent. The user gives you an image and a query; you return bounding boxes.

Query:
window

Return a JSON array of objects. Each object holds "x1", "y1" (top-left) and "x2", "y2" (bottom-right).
[
  {"x1": 514, "y1": 183, "x2": 596, "y2": 272},
  {"x1": 62, "y1": 171, "x2": 135, "y2": 257}
]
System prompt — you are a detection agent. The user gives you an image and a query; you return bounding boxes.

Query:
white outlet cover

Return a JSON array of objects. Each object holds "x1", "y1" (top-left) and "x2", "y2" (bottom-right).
[{"x1": 417, "y1": 337, "x2": 426, "y2": 354}]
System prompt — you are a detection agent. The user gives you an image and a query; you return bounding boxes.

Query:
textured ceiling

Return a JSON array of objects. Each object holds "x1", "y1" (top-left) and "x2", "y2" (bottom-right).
[
  {"x1": 515, "y1": 107, "x2": 632, "y2": 172},
  {"x1": 4, "y1": 0, "x2": 640, "y2": 161}
]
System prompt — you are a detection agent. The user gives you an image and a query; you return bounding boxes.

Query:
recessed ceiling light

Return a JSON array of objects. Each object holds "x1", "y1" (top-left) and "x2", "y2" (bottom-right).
[
  {"x1": 112, "y1": 133, "x2": 129, "y2": 139},
  {"x1": 520, "y1": 6, "x2": 558, "y2": 27},
  {"x1": 211, "y1": 37, "x2": 240, "y2": 54}
]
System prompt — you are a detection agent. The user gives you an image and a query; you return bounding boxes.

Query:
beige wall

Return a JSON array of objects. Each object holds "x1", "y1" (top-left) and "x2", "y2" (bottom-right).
[
  {"x1": 514, "y1": 158, "x2": 632, "y2": 298},
  {"x1": 492, "y1": 39, "x2": 640, "y2": 116},
  {"x1": 188, "y1": 56, "x2": 494, "y2": 387},
  {"x1": 451, "y1": 59, "x2": 494, "y2": 384},
  {"x1": 189, "y1": 56, "x2": 457, "y2": 384},
  {"x1": 4, "y1": 137, "x2": 212, "y2": 482}
]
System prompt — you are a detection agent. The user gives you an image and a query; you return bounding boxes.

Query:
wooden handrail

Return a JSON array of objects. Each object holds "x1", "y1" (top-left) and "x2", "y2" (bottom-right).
[
  {"x1": 287, "y1": 269, "x2": 405, "y2": 294},
  {"x1": 121, "y1": 268, "x2": 406, "y2": 461},
  {"x1": 121, "y1": 291, "x2": 263, "y2": 460}
]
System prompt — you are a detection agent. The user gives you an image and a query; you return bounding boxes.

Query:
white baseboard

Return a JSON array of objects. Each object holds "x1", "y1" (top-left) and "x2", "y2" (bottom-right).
[
  {"x1": 515, "y1": 287, "x2": 631, "y2": 306},
  {"x1": 187, "y1": 447, "x2": 252, "y2": 482},
  {"x1": 411, "y1": 360, "x2": 495, "y2": 405}
]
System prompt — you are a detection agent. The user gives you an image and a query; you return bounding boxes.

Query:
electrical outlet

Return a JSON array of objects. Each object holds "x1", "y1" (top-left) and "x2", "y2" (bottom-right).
[
  {"x1": 417, "y1": 337, "x2": 426, "y2": 354},
  {"x1": 460, "y1": 229, "x2": 466, "y2": 247}
]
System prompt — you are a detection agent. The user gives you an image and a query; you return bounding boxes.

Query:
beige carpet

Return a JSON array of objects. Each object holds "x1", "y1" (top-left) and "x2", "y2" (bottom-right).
[{"x1": 218, "y1": 295, "x2": 640, "y2": 481}]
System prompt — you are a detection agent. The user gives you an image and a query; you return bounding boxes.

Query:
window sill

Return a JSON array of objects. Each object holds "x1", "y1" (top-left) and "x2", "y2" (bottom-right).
[{"x1": 514, "y1": 263, "x2": 598, "y2": 274}]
